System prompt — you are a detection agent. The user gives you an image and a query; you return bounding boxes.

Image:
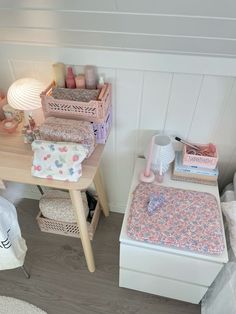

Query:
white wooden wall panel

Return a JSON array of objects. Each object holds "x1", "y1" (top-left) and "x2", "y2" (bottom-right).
[
  {"x1": 188, "y1": 76, "x2": 234, "y2": 143},
  {"x1": 212, "y1": 80, "x2": 236, "y2": 188},
  {"x1": 1, "y1": 46, "x2": 236, "y2": 212},
  {"x1": 164, "y1": 74, "x2": 203, "y2": 138},
  {"x1": 97, "y1": 67, "x2": 118, "y2": 211},
  {"x1": 0, "y1": 11, "x2": 236, "y2": 40},
  {"x1": 3, "y1": 29, "x2": 236, "y2": 57},
  {"x1": 116, "y1": 0, "x2": 236, "y2": 18},
  {"x1": 1, "y1": 2, "x2": 236, "y2": 56},
  {"x1": 0, "y1": 0, "x2": 117, "y2": 11},
  {"x1": 0, "y1": 0, "x2": 235, "y2": 19},
  {"x1": 115, "y1": 69, "x2": 143, "y2": 206},
  {"x1": 140, "y1": 72, "x2": 172, "y2": 131}
]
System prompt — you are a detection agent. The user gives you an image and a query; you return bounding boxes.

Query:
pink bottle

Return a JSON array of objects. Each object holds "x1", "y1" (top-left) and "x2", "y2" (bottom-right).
[{"x1": 66, "y1": 67, "x2": 76, "y2": 89}]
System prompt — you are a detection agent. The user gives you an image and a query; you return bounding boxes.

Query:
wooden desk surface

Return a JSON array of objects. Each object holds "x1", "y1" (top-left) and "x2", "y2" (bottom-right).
[{"x1": 0, "y1": 124, "x2": 105, "y2": 190}]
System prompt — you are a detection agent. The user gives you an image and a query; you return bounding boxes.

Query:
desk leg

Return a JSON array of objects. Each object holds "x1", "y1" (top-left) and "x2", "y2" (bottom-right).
[
  {"x1": 69, "y1": 190, "x2": 95, "y2": 273},
  {"x1": 94, "y1": 169, "x2": 109, "y2": 217},
  {"x1": 0, "y1": 180, "x2": 6, "y2": 190}
]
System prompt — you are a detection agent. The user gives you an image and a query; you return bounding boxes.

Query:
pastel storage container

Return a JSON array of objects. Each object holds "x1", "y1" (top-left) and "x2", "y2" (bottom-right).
[
  {"x1": 183, "y1": 144, "x2": 218, "y2": 169},
  {"x1": 92, "y1": 106, "x2": 112, "y2": 144},
  {"x1": 41, "y1": 82, "x2": 111, "y2": 123}
]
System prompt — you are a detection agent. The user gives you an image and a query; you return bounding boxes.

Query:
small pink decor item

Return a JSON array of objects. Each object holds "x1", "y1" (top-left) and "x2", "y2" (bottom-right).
[
  {"x1": 140, "y1": 135, "x2": 155, "y2": 182},
  {"x1": 2, "y1": 119, "x2": 18, "y2": 133},
  {"x1": 66, "y1": 67, "x2": 76, "y2": 89}
]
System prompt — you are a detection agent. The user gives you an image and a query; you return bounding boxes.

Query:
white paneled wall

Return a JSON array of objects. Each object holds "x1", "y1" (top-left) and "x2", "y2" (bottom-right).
[
  {"x1": 1, "y1": 1, "x2": 236, "y2": 56},
  {"x1": 1, "y1": 45, "x2": 236, "y2": 212}
]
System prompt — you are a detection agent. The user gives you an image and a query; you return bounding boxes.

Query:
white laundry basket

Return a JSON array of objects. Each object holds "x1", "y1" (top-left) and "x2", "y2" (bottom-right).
[{"x1": 0, "y1": 196, "x2": 27, "y2": 270}]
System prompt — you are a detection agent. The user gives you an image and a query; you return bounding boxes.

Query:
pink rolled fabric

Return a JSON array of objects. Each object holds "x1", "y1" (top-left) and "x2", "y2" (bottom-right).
[{"x1": 39, "y1": 117, "x2": 95, "y2": 157}]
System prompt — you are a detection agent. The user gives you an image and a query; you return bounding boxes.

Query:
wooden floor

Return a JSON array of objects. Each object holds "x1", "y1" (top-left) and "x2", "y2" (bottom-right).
[{"x1": 0, "y1": 199, "x2": 200, "y2": 314}]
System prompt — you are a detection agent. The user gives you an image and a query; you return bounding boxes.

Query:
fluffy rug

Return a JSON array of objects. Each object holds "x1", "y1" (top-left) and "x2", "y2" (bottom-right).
[{"x1": 0, "y1": 296, "x2": 47, "y2": 314}]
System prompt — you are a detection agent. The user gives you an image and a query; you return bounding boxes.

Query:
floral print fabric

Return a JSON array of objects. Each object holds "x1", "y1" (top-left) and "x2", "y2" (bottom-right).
[
  {"x1": 31, "y1": 140, "x2": 88, "y2": 182},
  {"x1": 39, "y1": 117, "x2": 95, "y2": 157},
  {"x1": 127, "y1": 183, "x2": 225, "y2": 255}
]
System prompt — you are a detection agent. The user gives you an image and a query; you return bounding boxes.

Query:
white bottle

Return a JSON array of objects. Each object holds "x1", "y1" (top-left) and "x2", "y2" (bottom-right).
[{"x1": 97, "y1": 76, "x2": 105, "y2": 90}]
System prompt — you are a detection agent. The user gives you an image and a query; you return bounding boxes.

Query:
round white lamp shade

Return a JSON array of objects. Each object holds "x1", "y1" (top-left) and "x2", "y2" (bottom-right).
[
  {"x1": 7, "y1": 78, "x2": 46, "y2": 124},
  {"x1": 151, "y1": 134, "x2": 175, "y2": 173}
]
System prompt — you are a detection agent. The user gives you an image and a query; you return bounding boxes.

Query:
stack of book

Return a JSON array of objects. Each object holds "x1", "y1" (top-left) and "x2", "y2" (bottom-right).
[{"x1": 172, "y1": 151, "x2": 218, "y2": 185}]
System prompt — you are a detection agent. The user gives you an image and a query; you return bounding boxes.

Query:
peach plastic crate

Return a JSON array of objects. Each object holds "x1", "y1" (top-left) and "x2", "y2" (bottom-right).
[
  {"x1": 183, "y1": 144, "x2": 218, "y2": 169},
  {"x1": 41, "y1": 82, "x2": 111, "y2": 123}
]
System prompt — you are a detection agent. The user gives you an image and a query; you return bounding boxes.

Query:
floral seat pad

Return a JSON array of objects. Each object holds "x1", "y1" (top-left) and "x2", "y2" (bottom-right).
[{"x1": 127, "y1": 183, "x2": 225, "y2": 255}]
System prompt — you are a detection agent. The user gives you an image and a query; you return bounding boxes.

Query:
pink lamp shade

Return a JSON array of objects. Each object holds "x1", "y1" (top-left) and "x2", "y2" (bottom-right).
[{"x1": 7, "y1": 78, "x2": 46, "y2": 125}]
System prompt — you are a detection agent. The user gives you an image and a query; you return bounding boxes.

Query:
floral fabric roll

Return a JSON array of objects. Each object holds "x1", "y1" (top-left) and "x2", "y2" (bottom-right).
[
  {"x1": 39, "y1": 117, "x2": 95, "y2": 157},
  {"x1": 39, "y1": 190, "x2": 89, "y2": 223},
  {"x1": 31, "y1": 140, "x2": 88, "y2": 182}
]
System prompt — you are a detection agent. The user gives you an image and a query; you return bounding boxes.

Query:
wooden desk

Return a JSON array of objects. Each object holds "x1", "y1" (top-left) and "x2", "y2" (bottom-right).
[{"x1": 0, "y1": 125, "x2": 109, "y2": 272}]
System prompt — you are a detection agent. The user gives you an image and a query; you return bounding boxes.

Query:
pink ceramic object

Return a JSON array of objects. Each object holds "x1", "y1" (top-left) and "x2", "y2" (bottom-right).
[
  {"x1": 2, "y1": 119, "x2": 18, "y2": 133},
  {"x1": 66, "y1": 67, "x2": 76, "y2": 89}
]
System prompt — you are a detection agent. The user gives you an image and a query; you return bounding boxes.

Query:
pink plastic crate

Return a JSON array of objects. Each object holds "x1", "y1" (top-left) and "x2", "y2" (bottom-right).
[
  {"x1": 183, "y1": 144, "x2": 218, "y2": 169},
  {"x1": 92, "y1": 107, "x2": 112, "y2": 144},
  {"x1": 41, "y1": 82, "x2": 111, "y2": 123}
]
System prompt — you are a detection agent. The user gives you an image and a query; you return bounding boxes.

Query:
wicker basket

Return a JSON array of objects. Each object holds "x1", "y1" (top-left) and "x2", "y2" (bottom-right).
[
  {"x1": 41, "y1": 82, "x2": 111, "y2": 123},
  {"x1": 36, "y1": 201, "x2": 100, "y2": 240}
]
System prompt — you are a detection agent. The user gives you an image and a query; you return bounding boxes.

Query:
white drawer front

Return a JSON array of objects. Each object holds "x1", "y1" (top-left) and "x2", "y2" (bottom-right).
[
  {"x1": 120, "y1": 244, "x2": 223, "y2": 286},
  {"x1": 119, "y1": 268, "x2": 207, "y2": 304}
]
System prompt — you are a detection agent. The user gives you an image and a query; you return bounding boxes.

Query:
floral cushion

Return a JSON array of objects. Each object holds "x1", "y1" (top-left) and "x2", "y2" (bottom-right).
[{"x1": 127, "y1": 182, "x2": 225, "y2": 255}]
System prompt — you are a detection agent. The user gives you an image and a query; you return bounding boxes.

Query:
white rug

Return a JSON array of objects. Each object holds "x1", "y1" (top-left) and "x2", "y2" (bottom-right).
[{"x1": 0, "y1": 296, "x2": 47, "y2": 314}]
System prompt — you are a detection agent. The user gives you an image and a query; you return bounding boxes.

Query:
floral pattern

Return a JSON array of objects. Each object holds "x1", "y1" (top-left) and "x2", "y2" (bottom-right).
[
  {"x1": 31, "y1": 140, "x2": 88, "y2": 182},
  {"x1": 127, "y1": 183, "x2": 225, "y2": 255}
]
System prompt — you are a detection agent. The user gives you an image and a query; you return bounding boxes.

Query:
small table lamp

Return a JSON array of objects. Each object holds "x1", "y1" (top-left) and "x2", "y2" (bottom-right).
[
  {"x1": 7, "y1": 78, "x2": 46, "y2": 126},
  {"x1": 140, "y1": 134, "x2": 175, "y2": 183}
]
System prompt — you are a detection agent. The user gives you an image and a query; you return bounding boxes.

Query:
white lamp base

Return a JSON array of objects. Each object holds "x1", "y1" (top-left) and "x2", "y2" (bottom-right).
[{"x1": 139, "y1": 171, "x2": 155, "y2": 183}]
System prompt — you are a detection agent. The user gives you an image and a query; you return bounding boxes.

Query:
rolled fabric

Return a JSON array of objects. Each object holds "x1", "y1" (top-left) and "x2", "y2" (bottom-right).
[
  {"x1": 39, "y1": 190, "x2": 89, "y2": 223},
  {"x1": 39, "y1": 117, "x2": 95, "y2": 157}
]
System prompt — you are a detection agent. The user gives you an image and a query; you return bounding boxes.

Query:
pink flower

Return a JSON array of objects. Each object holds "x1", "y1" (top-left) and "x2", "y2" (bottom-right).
[
  {"x1": 34, "y1": 165, "x2": 41, "y2": 171},
  {"x1": 72, "y1": 154, "x2": 79, "y2": 162}
]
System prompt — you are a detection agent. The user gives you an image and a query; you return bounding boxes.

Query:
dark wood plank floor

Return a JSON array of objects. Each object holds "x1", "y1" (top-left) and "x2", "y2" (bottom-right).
[{"x1": 0, "y1": 199, "x2": 200, "y2": 314}]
